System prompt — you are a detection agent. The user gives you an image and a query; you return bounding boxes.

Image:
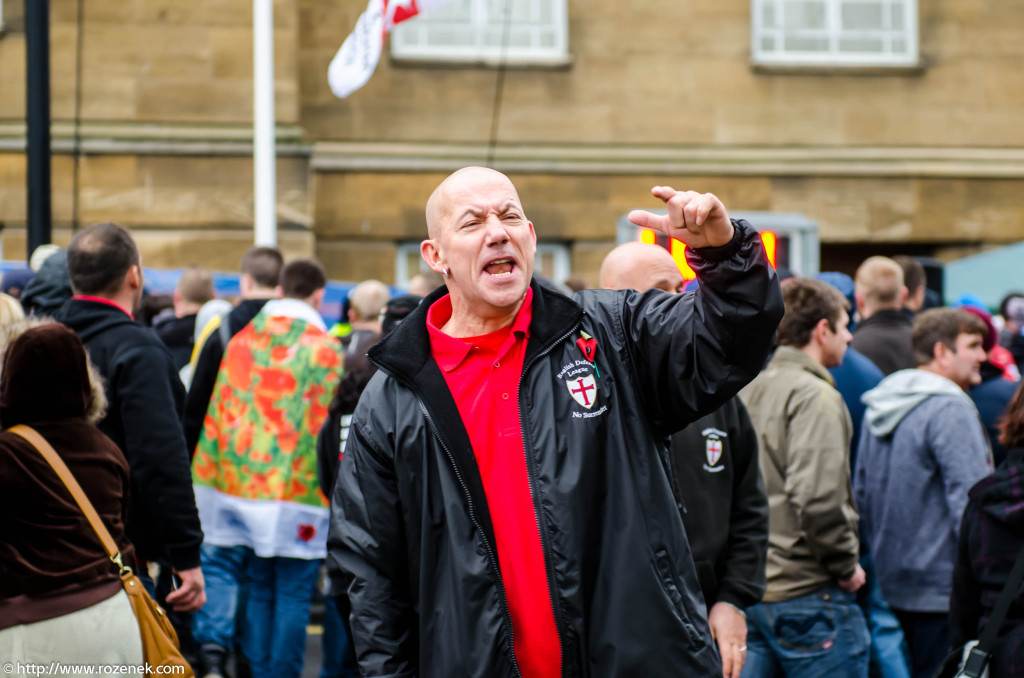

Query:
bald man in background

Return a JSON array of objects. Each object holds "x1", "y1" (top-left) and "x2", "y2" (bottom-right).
[{"x1": 602, "y1": 242, "x2": 769, "y2": 678}]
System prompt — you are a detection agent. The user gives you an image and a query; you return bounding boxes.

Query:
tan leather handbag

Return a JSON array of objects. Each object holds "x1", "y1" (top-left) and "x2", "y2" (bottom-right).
[{"x1": 10, "y1": 425, "x2": 195, "y2": 677}]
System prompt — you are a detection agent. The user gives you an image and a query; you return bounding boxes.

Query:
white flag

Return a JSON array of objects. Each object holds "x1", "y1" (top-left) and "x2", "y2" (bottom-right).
[{"x1": 329, "y1": 0, "x2": 458, "y2": 99}]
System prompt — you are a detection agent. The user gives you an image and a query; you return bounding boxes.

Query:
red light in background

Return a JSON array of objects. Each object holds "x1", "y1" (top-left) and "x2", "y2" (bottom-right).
[{"x1": 760, "y1": 231, "x2": 777, "y2": 269}]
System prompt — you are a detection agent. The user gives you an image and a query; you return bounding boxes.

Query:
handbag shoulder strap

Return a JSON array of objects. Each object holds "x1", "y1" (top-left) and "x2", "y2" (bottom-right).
[
  {"x1": 978, "y1": 538, "x2": 1024, "y2": 651},
  {"x1": 8, "y1": 424, "x2": 130, "y2": 574}
]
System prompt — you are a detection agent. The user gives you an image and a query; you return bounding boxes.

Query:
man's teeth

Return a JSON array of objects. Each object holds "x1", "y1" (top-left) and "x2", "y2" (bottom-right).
[{"x1": 486, "y1": 259, "x2": 514, "y2": 277}]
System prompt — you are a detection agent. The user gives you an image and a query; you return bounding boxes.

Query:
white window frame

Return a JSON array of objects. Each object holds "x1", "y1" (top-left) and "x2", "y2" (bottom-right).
[
  {"x1": 394, "y1": 241, "x2": 570, "y2": 288},
  {"x1": 391, "y1": 0, "x2": 569, "y2": 66},
  {"x1": 751, "y1": 0, "x2": 919, "y2": 68}
]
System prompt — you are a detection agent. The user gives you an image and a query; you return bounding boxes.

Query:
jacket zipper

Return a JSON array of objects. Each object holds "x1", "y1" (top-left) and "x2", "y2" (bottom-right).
[
  {"x1": 518, "y1": 319, "x2": 582, "y2": 678},
  {"x1": 369, "y1": 360, "x2": 525, "y2": 678}
]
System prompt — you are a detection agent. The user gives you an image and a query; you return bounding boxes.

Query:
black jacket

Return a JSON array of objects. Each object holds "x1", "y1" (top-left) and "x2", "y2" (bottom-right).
[
  {"x1": 950, "y1": 447, "x2": 1024, "y2": 677},
  {"x1": 669, "y1": 396, "x2": 768, "y2": 611},
  {"x1": 182, "y1": 298, "x2": 269, "y2": 455},
  {"x1": 154, "y1": 313, "x2": 198, "y2": 371},
  {"x1": 850, "y1": 309, "x2": 915, "y2": 376},
  {"x1": 327, "y1": 221, "x2": 783, "y2": 678},
  {"x1": 56, "y1": 299, "x2": 203, "y2": 570},
  {"x1": 21, "y1": 250, "x2": 72, "y2": 317}
]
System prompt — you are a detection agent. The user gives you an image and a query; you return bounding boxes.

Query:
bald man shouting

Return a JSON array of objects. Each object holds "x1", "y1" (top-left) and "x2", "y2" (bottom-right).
[
  {"x1": 602, "y1": 242, "x2": 769, "y2": 678},
  {"x1": 327, "y1": 168, "x2": 783, "y2": 678}
]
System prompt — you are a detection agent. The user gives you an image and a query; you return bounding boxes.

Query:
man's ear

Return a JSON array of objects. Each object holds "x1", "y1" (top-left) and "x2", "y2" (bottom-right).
[
  {"x1": 126, "y1": 264, "x2": 142, "y2": 291},
  {"x1": 899, "y1": 286, "x2": 909, "y2": 306},
  {"x1": 932, "y1": 341, "x2": 949, "y2": 364},
  {"x1": 420, "y1": 239, "x2": 445, "y2": 276},
  {"x1": 310, "y1": 287, "x2": 326, "y2": 311},
  {"x1": 814, "y1": 317, "x2": 830, "y2": 343},
  {"x1": 854, "y1": 290, "x2": 865, "y2": 312}
]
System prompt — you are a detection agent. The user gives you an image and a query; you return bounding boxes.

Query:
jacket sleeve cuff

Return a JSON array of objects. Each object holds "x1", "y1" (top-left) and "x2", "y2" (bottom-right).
[
  {"x1": 167, "y1": 544, "x2": 203, "y2": 571},
  {"x1": 688, "y1": 218, "x2": 748, "y2": 263},
  {"x1": 714, "y1": 589, "x2": 758, "y2": 612}
]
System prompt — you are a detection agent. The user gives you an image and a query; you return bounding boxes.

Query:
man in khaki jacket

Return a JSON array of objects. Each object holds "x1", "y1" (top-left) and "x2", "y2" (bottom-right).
[{"x1": 739, "y1": 277, "x2": 868, "y2": 678}]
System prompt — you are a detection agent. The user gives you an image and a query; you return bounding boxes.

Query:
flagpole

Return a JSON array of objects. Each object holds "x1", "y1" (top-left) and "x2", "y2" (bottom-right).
[{"x1": 253, "y1": 0, "x2": 277, "y2": 246}]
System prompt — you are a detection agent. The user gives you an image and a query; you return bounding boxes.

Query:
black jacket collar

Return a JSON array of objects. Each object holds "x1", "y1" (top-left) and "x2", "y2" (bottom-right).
[
  {"x1": 369, "y1": 278, "x2": 583, "y2": 386},
  {"x1": 859, "y1": 308, "x2": 911, "y2": 328}
]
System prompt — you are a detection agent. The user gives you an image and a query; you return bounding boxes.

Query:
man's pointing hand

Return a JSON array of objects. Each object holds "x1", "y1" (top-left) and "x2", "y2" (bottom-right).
[{"x1": 628, "y1": 188, "x2": 735, "y2": 249}]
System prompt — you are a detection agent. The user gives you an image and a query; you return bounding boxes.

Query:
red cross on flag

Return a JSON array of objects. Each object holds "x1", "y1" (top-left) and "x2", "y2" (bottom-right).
[{"x1": 328, "y1": 0, "x2": 457, "y2": 98}]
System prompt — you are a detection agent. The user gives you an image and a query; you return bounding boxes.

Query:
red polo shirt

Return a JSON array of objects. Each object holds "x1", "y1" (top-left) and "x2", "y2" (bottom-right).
[{"x1": 427, "y1": 288, "x2": 561, "y2": 678}]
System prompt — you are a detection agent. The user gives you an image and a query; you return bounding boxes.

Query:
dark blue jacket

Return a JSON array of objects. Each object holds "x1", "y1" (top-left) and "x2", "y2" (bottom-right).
[
  {"x1": 829, "y1": 346, "x2": 884, "y2": 468},
  {"x1": 970, "y1": 362, "x2": 1019, "y2": 467}
]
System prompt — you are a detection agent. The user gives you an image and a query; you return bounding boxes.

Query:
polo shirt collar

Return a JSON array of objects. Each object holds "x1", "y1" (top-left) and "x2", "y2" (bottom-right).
[
  {"x1": 71, "y1": 295, "x2": 134, "y2": 320},
  {"x1": 427, "y1": 288, "x2": 533, "y2": 373}
]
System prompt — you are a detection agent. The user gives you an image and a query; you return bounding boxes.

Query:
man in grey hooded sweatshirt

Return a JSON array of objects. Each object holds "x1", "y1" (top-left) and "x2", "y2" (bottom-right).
[{"x1": 855, "y1": 308, "x2": 993, "y2": 678}]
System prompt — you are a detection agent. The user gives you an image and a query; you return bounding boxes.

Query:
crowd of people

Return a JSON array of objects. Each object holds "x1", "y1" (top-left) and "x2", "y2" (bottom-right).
[{"x1": 0, "y1": 167, "x2": 1022, "y2": 678}]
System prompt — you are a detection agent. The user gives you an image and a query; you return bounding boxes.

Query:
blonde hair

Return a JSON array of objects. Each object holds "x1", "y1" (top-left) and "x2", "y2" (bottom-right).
[
  {"x1": 855, "y1": 256, "x2": 905, "y2": 308},
  {"x1": 0, "y1": 293, "x2": 25, "y2": 328}
]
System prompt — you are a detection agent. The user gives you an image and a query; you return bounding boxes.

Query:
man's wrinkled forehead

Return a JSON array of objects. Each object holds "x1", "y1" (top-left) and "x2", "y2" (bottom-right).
[{"x1": 426, "y1": 167, "x2": 523, "y2": 235}]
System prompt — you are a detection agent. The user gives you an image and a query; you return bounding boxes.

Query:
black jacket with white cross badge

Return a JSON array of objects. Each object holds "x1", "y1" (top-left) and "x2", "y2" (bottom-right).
[
  {"x1": 668, "y1": 396, "x2": 768, "y2": 612},
  {"x1": 326, "y1": 219, "x2": 783, "y2": 678}
]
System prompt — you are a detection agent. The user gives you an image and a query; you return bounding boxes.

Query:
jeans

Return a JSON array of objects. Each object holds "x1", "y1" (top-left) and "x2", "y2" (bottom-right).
[
  {"x1": 320, "y1": 595, "x2": 358, "y2": 678},
  {"x1": 246, "y1": 556, "x2": 322, "y2": 678},
  {"x1": 857, "y1": 554, "x2": 910, "y2": 678},
  {"x1": 892, "y1": 610, "x2": 949, "y2": 678},
  {"x1": 192, "y1": 544, "x2": 254, "y2": 650},
  {"x1": 741, "y1": 585, "x2": 870, "y2": 678}
]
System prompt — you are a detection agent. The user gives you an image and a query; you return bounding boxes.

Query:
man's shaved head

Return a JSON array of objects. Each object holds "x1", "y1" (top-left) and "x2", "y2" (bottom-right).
[
  {"x1": 419, "y1": 166, "x2": 537, "y2": 335},
  {"x1": 425, "y1": 166, "x2": 522, "y2": 239},
  {"x1": 600, "y1": 241, "x2": 685, "y2": 294}
]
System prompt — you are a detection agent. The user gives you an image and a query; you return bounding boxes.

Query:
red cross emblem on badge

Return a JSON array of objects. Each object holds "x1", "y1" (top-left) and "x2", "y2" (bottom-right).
[
  {"x1": 706, "y1": 438, "x2": 723, "y2": 467},
  {"x1": 567, "y1": 375, "x2": 597, "y2": 409}
]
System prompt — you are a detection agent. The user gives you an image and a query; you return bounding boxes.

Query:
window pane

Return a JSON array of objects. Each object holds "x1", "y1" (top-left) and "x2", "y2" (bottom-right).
[
  {"x1": 839, "y1": 37, "x2": 884, "y2": 52},
  {"x1": 752, "y1": 0, "x2": 917, "y2": 65},
  {"x1": 842, "y1": 2, "x2": 883, "y2": 30},
  {"x1": 538, "y1": 0, "x2": 553, "y2": 22},
  {"x1": 427, "y1": 25, "x2": 476, "y2": 46},
  {"x1": 784, "y1": 35, "x2": 830, "y2": 51},
  {"x1": 392, "y1": 0, "x2": 567, "y2": 63},
  {"x1": 891, "y1": 4, "x2": 904, "y2": 29},
  {"x1": 783, "y1": 1, "x2": 826, "y2": 29}
]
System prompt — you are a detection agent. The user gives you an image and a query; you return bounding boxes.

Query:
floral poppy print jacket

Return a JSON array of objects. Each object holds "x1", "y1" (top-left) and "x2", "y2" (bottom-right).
[{"x1": 192, "y1": 299, "x2": 343, "y2": 558}]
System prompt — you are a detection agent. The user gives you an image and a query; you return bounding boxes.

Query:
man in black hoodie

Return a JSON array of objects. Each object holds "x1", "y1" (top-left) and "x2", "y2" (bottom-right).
[
  {"x1": 182, "y1": 246, "x2": 283, "y2": 455},
  {"x1": 56, "y1": 222, "x2": 206, "y2": 612}
]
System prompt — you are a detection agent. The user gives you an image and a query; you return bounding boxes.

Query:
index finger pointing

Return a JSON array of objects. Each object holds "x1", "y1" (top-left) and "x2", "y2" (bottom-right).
[{"x1": 650, "y1": 186, "x2": 679, "y2": 203}]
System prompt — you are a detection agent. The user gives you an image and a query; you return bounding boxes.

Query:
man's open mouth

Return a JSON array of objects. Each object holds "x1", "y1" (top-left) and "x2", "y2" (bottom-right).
[{"x1": 484, "y1": 258, "x2": 515, "y2": 278}]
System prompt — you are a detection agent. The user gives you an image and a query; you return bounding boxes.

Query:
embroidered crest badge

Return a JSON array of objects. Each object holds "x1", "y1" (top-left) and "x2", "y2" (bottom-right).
[
  {"x1": 706, "y1": 438, "x2": 723, "y2": 467},
  {"x1": 566, "y1": 375, "x2": 597, "y2": 409}
]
